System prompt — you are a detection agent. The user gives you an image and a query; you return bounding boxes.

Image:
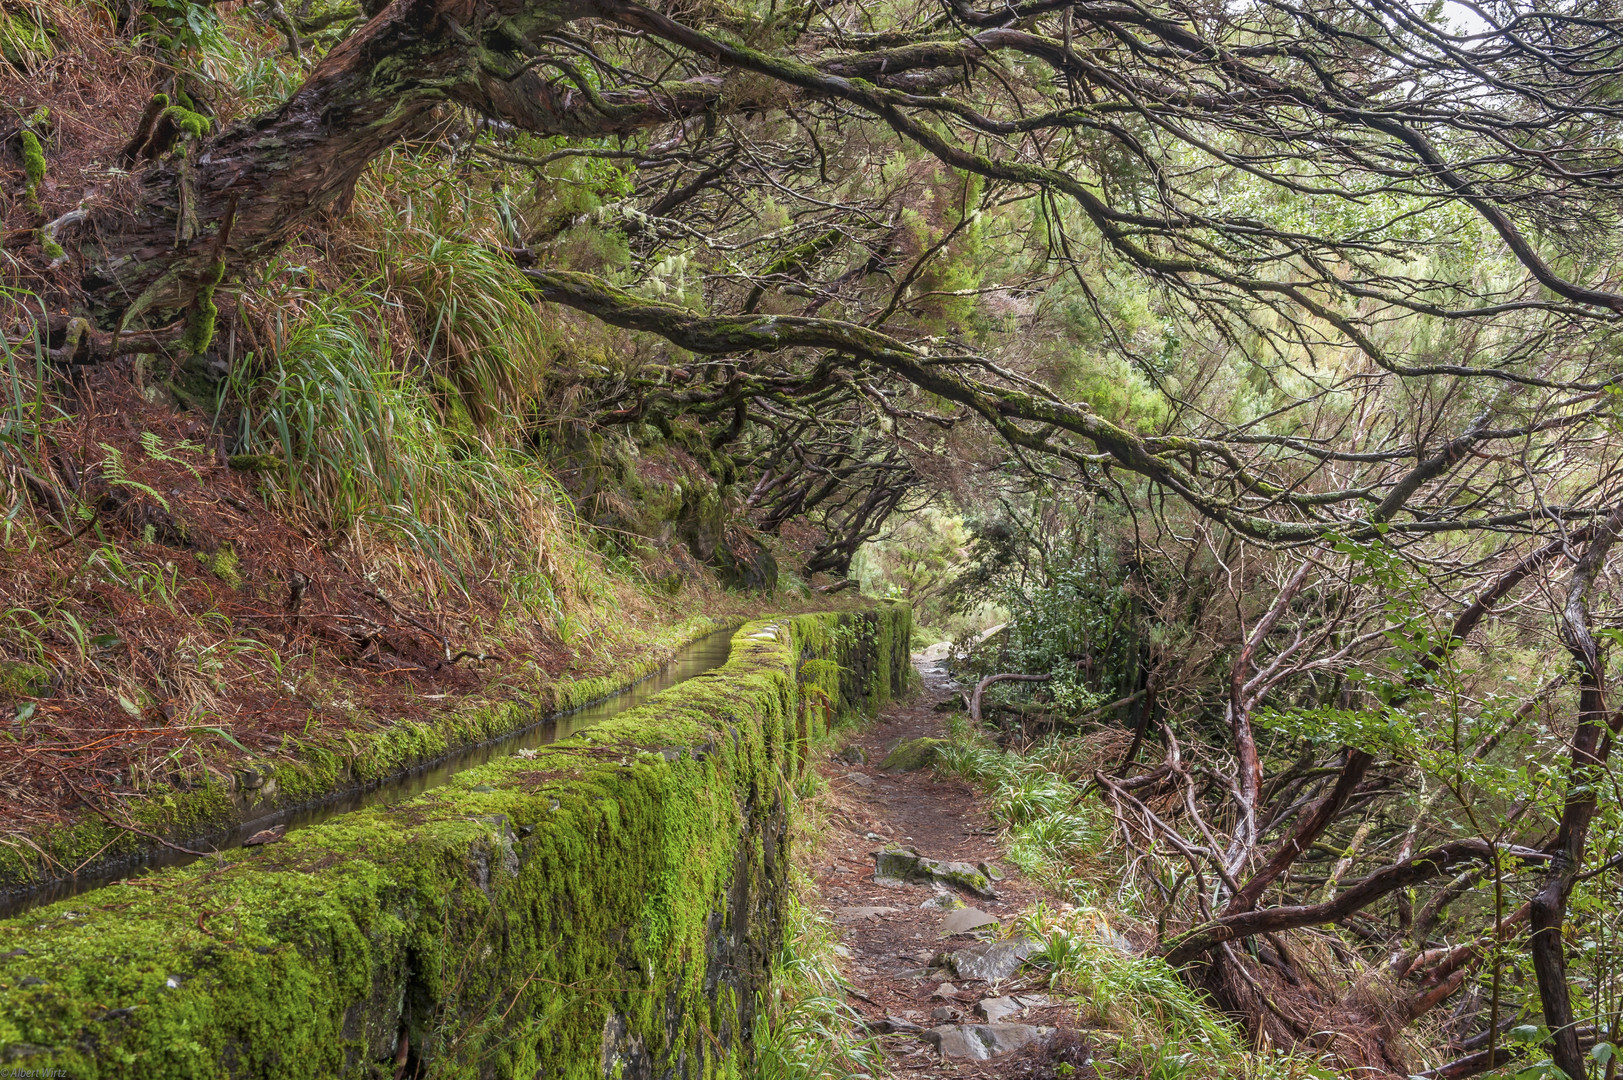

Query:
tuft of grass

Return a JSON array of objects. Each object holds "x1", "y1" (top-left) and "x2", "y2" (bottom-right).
[
  {"x1": 750, "y1": 887, "x2": 883, "y2": 1080},
  {"x1": 934, "y1": 737, "x2": 1014, "y2": 786},
  {"x1": 224, "y1": 275, "x2": 581, "y2": 631},
  {"x1": 375, "y1": 230, "x2": 555, "y2": 424},
  {"x1": 1008, "y1": 811, "x2": 1103, "y2": 869},
  {"x1": 990, "y1": 771, "x2": 1075, "y2": 826},
  {"x1": 195, "y1": 9, "x2": 303, "y2": 110}
]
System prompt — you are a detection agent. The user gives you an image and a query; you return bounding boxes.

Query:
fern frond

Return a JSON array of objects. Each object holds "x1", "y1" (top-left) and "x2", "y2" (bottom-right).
[
  {"x1": 98, "y1": 442, "x2": 170, "y2": 511},
  {"x1": 139, "y1": 432, "x2": 206, "y2": 482}
]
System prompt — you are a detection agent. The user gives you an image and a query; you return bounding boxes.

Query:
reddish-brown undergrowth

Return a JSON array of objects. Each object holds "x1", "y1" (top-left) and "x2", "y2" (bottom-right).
[{"x1": 0, "y1": 364, "x2": 589, "y2": 830}]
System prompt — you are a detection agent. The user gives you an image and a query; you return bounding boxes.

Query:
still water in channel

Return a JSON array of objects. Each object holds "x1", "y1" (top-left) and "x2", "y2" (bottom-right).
[{"x1": 0, "y1": 628, "x2": 737, "y2": 919}]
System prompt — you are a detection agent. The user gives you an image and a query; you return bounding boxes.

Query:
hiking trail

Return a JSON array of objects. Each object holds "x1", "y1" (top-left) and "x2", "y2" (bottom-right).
[{"x1": 811, "y1": 647, "x2": 1096, "y2": 1077}]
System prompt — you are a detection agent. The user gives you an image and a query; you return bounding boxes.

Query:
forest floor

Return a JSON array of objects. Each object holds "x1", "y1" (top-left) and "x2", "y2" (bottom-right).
[{"x1": 811, "y1": 651, "x2": 1097, "y2": 1078}]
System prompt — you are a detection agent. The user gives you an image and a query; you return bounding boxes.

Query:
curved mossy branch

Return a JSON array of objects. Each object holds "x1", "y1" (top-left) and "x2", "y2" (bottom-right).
[{"x1": 526, "y1": 268, "x2": 1601, "y2": 545}]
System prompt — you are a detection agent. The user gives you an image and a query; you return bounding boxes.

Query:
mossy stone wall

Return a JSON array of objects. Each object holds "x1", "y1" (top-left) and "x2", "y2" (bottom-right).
[{"x1": 0, "y1": 607, "x2": 911, "y2": 1079}]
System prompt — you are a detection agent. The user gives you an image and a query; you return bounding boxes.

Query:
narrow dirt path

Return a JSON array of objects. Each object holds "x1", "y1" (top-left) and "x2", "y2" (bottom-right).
[{"x1": 812, "y1": 650, "x2": 1094, "y2": 1077}]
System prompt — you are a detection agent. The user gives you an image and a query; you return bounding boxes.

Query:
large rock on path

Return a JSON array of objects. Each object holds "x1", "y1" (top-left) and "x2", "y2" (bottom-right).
[
  {"x1": 923, "y1": 1023, "x2": 1053, "y2": 1060},
  {"x1": 947, "y1": 937, "x2": 1043, "y2": 981},
  {"x1": 873, "y1": 846, "x2": 996, "y2": 897},
  {"x1": 939, "y1": 907, "x2": 1000, "y2": 936}
]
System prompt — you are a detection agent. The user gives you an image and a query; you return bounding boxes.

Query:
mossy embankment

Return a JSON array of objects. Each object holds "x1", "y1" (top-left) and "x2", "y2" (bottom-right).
[
  {"x1": 0, "y1": 614, "x2": 731, "y2": 901},
  {"x1": 0, "y1": 605, "x2": 911, "y2": 1079}
]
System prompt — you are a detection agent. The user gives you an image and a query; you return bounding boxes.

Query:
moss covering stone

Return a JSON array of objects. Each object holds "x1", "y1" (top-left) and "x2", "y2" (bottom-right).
[
  {"x1": 873, "y1": 845, "x2": 995, "y2": 897},
  {"x1": 0, "y1": 606, "x2": 911, "y2": 1078},
  {"x1": 0, "y1": 660, "x2": 53, "y2": 700},
  {"x1": 879, "y1": 736, "x2": 947, "y2": 771}
]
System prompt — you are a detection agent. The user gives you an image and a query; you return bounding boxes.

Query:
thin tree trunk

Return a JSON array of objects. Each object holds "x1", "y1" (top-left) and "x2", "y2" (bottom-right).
[{"x1": 1531, "y1": 505, "x2": 1623, "y2": 1079}]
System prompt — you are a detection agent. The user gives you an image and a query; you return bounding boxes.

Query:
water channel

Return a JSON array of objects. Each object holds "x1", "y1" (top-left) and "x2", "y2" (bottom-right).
[{"x1": 0, "y1": 627, "x2": 738, "y2": 919}]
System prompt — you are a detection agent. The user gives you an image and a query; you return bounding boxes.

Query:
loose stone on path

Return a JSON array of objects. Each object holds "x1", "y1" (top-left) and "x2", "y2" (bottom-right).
[
  {"x1": 975, "y1": 997, "x2": 1023, "y2": 1022},
  {"x1": 939, "y1": 907, "x2": 1000, "y2": 936},
  {"x1": 923, "y1": 1023, "x2": 1055, "y2": 1061},
  {"x1": 834, "y1": 905, "x2": 900, "y2": 924}
]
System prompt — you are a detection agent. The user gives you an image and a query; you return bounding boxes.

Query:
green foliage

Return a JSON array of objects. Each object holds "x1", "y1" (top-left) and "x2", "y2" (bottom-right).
[
  {"x1": 934, "y1": 738, "x2": 1015, "y2": 786},
  {"x1": 851, "y1": 508, "x2": 970, "y2": 639},
  {"x1": 1008, "y1": 882, "x2": 1265, "y2": 1079},
  {"x1": 196, "y1": 21, "x2": 303, "y2": 108},
  {"x1": 140, "y1": 432, "x2": 207, "y2": 481},
  {"x1": 1009, "y1": 811, "x2": 1099, "y2": 865},
  {"x1": 1253, "y1": 703, "x2": 1420, "y2": 756},
  {"x1": 97, "y1": 442, "x2": 170, "y2": 512},
  {"x1": 141, "y1": 0, "x2": 221, "y2": 53},
  {"x1": 998, "y1": 552, "x2": 1135, "y2": 692},
  {"x1": 990, "y1": 771, "x2": 1074, "y2": 825},
  {"x1": 210, "y1": 171, "x2": 595, "y2": 623},
  {"x1": 952, "y1": 521, "x2": 1143, "y2": 719},
  {"x1": 0, "y1": 306, "x2": 57, "y2": 518}
]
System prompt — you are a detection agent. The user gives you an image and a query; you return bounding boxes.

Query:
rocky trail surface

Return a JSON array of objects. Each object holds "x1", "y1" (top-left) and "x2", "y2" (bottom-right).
[{"x1": 812, "y1": 648, "x2": 1096, "y2": 1077}]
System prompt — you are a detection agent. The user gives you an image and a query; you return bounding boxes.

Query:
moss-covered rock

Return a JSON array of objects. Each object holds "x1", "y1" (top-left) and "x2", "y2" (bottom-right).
[
  {"x1": 0, "y1": 606, "x2": 913, "y2": 1078},
  {"x1": 0, "y1": 660, "x2": 52, "y2": 700},
  {"x1": 879, "y1": 736, "x2": 947, "y2": 772}
]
